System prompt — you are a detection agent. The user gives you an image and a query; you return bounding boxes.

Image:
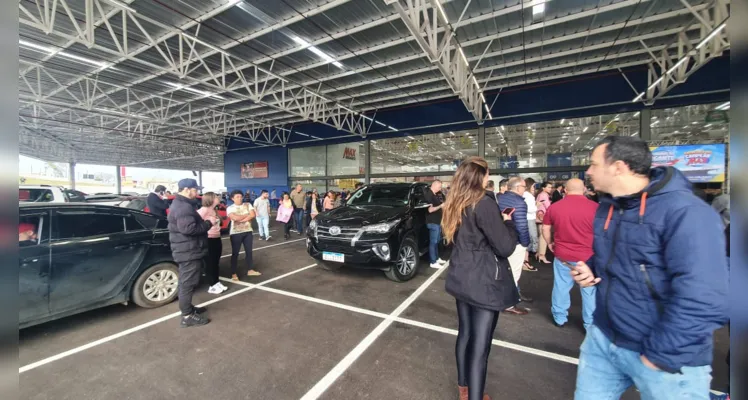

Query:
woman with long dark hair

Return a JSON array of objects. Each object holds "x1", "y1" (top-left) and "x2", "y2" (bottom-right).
[{"x1": 442, "y1": 157, "x2": 520, "y2": 400}]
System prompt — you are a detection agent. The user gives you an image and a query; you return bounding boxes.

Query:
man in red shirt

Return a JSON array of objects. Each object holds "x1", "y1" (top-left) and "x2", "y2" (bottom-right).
[{"x1": 541, "y1": 178, "x2": 598, "y2": 329}]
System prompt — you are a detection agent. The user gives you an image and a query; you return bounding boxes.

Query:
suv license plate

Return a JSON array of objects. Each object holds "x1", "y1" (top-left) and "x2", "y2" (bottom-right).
[{"x1": 322, "y1": 252, "x2": 345, "y2": 263}]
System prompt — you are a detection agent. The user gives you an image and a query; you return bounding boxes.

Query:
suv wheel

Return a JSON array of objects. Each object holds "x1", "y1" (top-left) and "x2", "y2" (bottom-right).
[
  {"x1": 132, "y1": 263, "x2": 179, "y2": 308},
  {"x1": 385, "y1": 236, "x2": 419, "y2": 282}
]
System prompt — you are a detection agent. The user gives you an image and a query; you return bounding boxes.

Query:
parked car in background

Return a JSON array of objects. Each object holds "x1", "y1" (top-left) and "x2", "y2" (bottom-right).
[
  {"x1": 307, "y1": 182, "x2": 431, "y2": 282},
  {"x1": 83, "y1": 193, "x2": 127, "y2": 206},
  {"x1": 19, "y1": 185, "x2": 87, "y2": 203},
  {"x1": 117, "y1": 194, "x2": 230, "y2": 232},
  {"x1": 19, "y1": 203, "x2": 178, "y2": 329}
]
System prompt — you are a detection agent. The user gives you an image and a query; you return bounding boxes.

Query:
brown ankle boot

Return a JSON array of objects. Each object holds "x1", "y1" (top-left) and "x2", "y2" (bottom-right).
[{"x1": 458, "y1": 386, "x2": 468, "y2": 400}]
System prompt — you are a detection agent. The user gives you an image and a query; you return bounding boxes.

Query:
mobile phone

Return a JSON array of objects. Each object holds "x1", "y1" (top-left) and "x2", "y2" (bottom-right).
[{"x1": 501, "y1": 207, "x2": 515, "y2": 215}]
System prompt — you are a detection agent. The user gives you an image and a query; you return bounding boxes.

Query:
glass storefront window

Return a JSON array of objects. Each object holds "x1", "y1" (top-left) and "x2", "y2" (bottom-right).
[
  {"x1": 289, "y1": 146, "x2": 326, "y2": 177},
  {"x1": 289, "y1": 179, "x2": 326, "y2": 194},
  {"x1": 326, "y1": 142, "x2": 366, "y2": 177},
  {"x1": 370, "y1": 130, "x2": 479, "y2": 174},
  {"x1": 485, "y1": 112, "x2": 639, "y2": 171},
  {"x1": 651, "y1": 102, "x2": 729, "y2": 141}
]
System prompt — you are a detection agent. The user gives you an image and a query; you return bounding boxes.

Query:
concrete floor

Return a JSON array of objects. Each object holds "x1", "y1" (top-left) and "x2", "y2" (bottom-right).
[{"x1": 19, "y1": 220, "x2": 730, "y2": 399}]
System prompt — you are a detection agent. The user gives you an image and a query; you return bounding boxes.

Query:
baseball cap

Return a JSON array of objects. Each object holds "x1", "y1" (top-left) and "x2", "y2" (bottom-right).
[{"x1": 178, "y1": 178, "x2": 203, "y2": 191}]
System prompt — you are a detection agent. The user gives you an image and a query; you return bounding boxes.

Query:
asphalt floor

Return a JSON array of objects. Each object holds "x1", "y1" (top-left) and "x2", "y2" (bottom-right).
[{"x1": 19, "y1": 219, "x2": 730, "y2": 399}]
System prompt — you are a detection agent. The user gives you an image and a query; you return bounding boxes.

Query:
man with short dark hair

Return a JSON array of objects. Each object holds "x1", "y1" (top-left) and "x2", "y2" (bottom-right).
[
  {"x1": 551, "y1": 183, "x2": 565, "y2": 203},
  {"x1": 572, "y1": 136, "x2": 728, "y2": 399},
  {"x1": 498, "y1": 179, "x2": 509, "y2": 195},
  {"x1": 254, "y1": 190, "x2": 272, "y2": 241},
  {"x1": 486, "y1": 180, "x2": 495, "y2": 192},
  {"x1": 355, "y1": 182, "x2": 364, "y2": 191},
  {"x1": 147, "y1": 185, "x2": 168, "y2": 218},
  {"x1": 168, "y1": 179, "x2": 217, "y2": 327}
]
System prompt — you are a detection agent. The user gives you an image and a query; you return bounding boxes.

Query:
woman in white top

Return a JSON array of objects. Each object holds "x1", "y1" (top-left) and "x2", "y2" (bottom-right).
[
  {"x1": 227, "y1": 190, "x2": 259, "y2": 281},
  {"x1": 522, "y1": 177, "x2": 539, "y2": 272}
]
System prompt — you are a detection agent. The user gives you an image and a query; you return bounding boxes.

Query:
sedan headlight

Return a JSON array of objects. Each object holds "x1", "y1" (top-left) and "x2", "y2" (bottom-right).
[
  {"x1": 363, "y1": 220, "x2": 400, "y2": 234},
  {"x1": 309, "y1": 219, "x2": 317, "y2": 230}
]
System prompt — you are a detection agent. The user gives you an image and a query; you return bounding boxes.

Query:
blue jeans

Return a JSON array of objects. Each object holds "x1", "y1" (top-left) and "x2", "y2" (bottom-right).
[
  {"x1": 256, "y1": 215, "x2": 270, "y2": 238},
  {"x1": 294, "y1": 209, "x2": 304, "y2": 234},
  {"x1": 426, "y1": 223, "x2": 441, "y2": 264},
  {"x1": 575, "y1": 324, "x2": 712, "y2": 400},
  {"x1": 552, "y1": 258, "x2": 596, "y2": 329}
]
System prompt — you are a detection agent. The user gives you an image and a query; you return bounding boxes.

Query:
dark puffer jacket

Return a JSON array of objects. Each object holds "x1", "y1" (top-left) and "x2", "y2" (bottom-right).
[
  {"x1": 497, "y1": 191, "x2": 530, "y2": 247},
  {"x1": 590, "y1": 167, "x2": 728, "y2": 373},
  {"x1": 445, "y1": 191, "x2": 520, "y2": 311},
  {"x1": 168, "y1": 194, "x2": 213, "y2": 263}
]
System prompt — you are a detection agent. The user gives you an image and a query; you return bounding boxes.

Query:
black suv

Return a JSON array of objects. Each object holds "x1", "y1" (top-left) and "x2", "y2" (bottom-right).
[
  {"x1": 19, "y1": 203, "x2": 177, "y2": 328},
  {"x1": 306, "y1": 182, "x2": 432, "y2": 282}
]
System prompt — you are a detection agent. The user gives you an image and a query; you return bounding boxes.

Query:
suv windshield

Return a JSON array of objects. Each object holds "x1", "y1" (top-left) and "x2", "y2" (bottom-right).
[{"x1": 347, "y1": 186, "x2": 411, "y2": 206}]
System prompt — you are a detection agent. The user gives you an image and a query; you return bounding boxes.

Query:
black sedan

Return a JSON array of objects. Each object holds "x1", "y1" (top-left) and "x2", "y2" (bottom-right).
[{"x1": 19, "y1": 203, "x2": 178, "y2": 329}]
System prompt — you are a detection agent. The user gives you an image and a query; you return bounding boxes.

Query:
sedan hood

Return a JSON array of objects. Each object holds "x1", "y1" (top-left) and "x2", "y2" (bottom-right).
[{"x1": 317, "y1": 205, "x2": 406, "y2": 227}]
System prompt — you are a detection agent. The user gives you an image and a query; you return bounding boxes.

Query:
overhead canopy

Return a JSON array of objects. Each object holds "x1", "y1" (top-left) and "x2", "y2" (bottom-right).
[{"x1": 18, "y1": 0, "x2": 730, "y2": 171}]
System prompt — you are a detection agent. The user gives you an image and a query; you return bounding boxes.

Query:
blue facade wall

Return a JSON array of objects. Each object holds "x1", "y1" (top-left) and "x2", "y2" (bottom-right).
[{"x1": 224, "y1": 145, "x2": 289, "y2": 196}]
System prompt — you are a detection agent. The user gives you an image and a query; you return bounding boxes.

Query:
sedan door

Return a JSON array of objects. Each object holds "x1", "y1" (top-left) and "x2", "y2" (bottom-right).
[
  {"x1": 49, "y1": 209, "x2": 149, "y2": 314},
  {"x1": 19, "y1": 211, "x2": 52, "y2": 325},
  {"x1": 411, "y1": 186, "x2": 431, "y2": 251}
]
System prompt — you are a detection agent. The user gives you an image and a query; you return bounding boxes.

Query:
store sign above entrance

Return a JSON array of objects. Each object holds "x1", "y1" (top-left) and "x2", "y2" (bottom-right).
[{"x1": 343, "y1": 147, "x2": 357, "y2": 160}]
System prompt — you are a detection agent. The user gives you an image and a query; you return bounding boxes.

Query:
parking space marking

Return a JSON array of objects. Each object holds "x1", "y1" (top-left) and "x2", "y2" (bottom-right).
[
  {"x1": 19, "y1": 263, "x2": 317, "y2": 374},
  {"x1": 233, "y1": 275, "x2": 580, "y2": 366},
  {"x1": 300, "y1": 265, "x2": 447, "y2": 400},
  {"x1": 220, "y1": 237, "x2": 305, "y2": 258}
]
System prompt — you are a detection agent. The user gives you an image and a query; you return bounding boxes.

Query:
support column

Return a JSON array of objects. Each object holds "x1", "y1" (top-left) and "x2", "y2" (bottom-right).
[
  {"x1": 639, "y1": 108, "x2": 652, "y2": 141},
  {"x1": 478, "y1": 125, "x2": 486, "y2": 159},
  {"x1": 364, "y1": 139, "x2": 371, "y2": 184},
  {"x1": 198, "y1": 170, "x2": 203, "y2": 189},
  {"x1": 69, "y1": 162, "x2": 76, "y2": 189},
  {"x1": 115, "y1": 165, "x2": 122, "y2": 194}
]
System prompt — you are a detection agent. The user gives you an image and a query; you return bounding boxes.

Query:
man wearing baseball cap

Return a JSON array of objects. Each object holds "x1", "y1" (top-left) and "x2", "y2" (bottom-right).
[{"x1": 169, "y1": 178, "x2": 218, "y2": 327}]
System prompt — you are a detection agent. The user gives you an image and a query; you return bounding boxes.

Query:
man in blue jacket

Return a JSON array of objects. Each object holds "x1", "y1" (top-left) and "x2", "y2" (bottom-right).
[
  {"x1": 498, "y1": 176, "x2": 532, "y2": 314},
  {"x1": 571, "y1": 136, "x2": 728, "y2": 399}
]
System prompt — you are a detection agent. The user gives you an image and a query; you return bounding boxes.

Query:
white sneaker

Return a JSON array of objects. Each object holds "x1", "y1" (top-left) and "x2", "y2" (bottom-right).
[
  {"x1": 266, "y1": 235, "x2": 272, "y2": 241},
  {"x1": 430, "y1": 262, "x2": 441, "y2": 269},
  {"x1": 207, "y1": 284, "x2": 222, "y2": 294},
  {"x1": 437, "y1": 258, "x2": 448, "y2": 265},
  {"x1": 217, "y1": 282, "x2": 229, "y2": 292}
]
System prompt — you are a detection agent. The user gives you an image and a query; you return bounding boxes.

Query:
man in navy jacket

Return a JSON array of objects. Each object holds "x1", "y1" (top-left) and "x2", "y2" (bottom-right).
[
  {"x1": 498, "y1": 176, "x2": 532, "y2": 314},
  {"x1": 572, "y1": 136, "x2": 728, "y2": 399}
]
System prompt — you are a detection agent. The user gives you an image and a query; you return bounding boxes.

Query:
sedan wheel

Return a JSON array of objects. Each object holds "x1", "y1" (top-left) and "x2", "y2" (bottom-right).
[{"x1": 132, "y1": 263, "x2": 179, "y2": 308}]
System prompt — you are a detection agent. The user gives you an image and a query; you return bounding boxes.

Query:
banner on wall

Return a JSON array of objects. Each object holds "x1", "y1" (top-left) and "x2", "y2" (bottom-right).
[
  {"x1": 240, "y1": 161, "x2": 269, "y2": 179},
  {"x1": 649, "y1": 144, "x2": 726, "y2": 183},
  {"x1": 499, "y1": 156, "x2": 518, "y2": 169}
]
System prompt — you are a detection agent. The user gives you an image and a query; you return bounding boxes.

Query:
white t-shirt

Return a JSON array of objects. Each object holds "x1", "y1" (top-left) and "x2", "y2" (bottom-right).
[
  {"x1": 227, "y1": 203, "x2": 255, "y2": 234},
  {"x1": 253, "y1": 197, "x2": 270, "y2": 218},
  {"x1": 523, "y1": 191, "x2": 537, "y2": 221}
]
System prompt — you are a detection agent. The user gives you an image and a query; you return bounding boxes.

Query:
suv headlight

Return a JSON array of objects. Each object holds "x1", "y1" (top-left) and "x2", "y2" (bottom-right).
[
  {"x1": 309, "y1": 219, "x2": 317, "y2": 230},
  {"x1": 363, "y1": 220, "x2": 400, "y2": 234}
]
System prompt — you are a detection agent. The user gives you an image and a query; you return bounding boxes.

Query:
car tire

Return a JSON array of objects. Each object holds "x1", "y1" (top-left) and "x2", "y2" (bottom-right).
[
  {"x1": 131, "y1": 263, "x2": 179, "y2": 308},
  {"x1": 385, "y1": 236, "x2": 419, "y2": 282},
  {"x1": 319, "y1": 261, "x2": 344, "y2": 271}
]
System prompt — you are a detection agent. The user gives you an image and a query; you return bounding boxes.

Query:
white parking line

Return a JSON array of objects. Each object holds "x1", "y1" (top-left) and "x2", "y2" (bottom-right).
[
  {"x1": 300, "y1": 265, "x2": 447, "y2": 400},
  {"x1": 18, "y1": 263, "x2": 317, "y2": 374},
  {"x1": 220, "y1": 237, "x2": 305, "y2": 258},
  {"x1": 238, "y1": 276, "x2": 579, "y2": 366}
]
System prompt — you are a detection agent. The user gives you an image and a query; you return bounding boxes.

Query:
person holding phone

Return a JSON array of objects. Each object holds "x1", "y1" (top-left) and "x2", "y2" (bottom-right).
[
  {"x1": 497, "y1": 176, "x2": 533, "y2": 314},
  {"x1": 540, "y1": 178, "x2": 597, "y2": 329},
  {"x1": 227, "y1": 190, "x2": 260, "y2": 281},
  {"x1": 442, "y1": 157, "x2": 519, "y2": 400}
]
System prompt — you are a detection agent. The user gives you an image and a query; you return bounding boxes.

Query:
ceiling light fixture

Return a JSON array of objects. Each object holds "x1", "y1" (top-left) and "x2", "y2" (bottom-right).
[
  {"x1": 292, "y1": 36, "x2": 344, "y2": 69},
  {"x1": 560, "y1": 118, "x2": 565, "y2": 124},
  {"x1": 715, "y1": 101, "x2": 730, "y2": 110},
  {"x1": 20, "y1": 39, "x2": 111, "y2": 69},
  {"x1": 583, "y1": 127, "x2": 589, "y2": 132},
  {"x1": 103, "y1": 0, "x2": 137, "y2": 13},
  {"x1": 633, "y1": 112, "x2": 640, "y2": 117},
  {"x1": 532, "y1": 3, "x2": 546, "y2": 15}
]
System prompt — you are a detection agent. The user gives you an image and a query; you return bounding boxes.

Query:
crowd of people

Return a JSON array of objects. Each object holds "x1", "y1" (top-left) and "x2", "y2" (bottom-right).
[
  {"x1": 155, "y1": 135, "x2": 728, "y2": 399},
  {"x1": 436, "y1": 135, "x2": 729, "y2": 400}
]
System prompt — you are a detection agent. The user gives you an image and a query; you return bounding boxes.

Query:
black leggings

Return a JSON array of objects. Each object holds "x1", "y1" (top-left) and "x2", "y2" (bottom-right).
[
  {"x1": 229, "y1": 232, "x2": 254, "y2": 275},
  {"x1": 205, "y1": 238, "x2": 222, "y2": 286},
  {"x1": 455, "y1": 300, "x2": 500, "y2": 400},
  {"x1": 284, "y1": 221, "x2": 293, "y2": 236}
]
